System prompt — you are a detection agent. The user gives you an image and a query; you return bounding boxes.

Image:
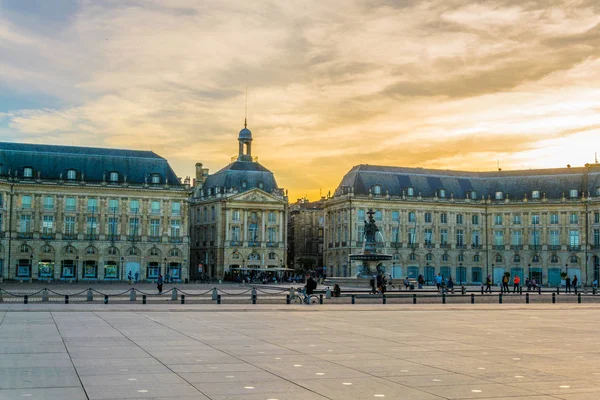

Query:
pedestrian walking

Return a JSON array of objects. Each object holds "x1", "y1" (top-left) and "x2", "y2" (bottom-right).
[
  {"x1": 513, "y1": 275, "x2": 520, "y2": 293},
  {"x1": 127, "y1": 271, "x2": 133, "y2": 285},
  {"x1": 370, "y1": 275, "x2": 377, "y2": 294},
  {"x1": 134, "y1": 271, "x2": 139, "y2": 284},
  {"x1": 485, "y1": 275, "x2": 492, "y2": 293},
  {"x1": 418, "y1": 274, "x2": 424, "y2": 289},
  {"x1": 565, "y1": 275, "x2": 571, "y2": 294},
  {"x1": 435, "y1": 273, "x2": 443, "y2": 292},
  {"x1": 157, "y1": 274, "x2": 164, "y2": 294},
  {"x1": 403, "y1": 276, "x2": 410, "y2": 290}
]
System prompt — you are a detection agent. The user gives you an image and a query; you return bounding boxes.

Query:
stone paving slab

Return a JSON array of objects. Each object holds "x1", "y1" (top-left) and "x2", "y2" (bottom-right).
[{"x1": 0, "y1": 304, "x2": 598, "y2": 399}]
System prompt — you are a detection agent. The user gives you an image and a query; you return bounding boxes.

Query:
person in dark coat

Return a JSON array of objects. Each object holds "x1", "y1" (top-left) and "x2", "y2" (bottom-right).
[
  {"x1": 305, "y1": 274, "x2": 317, "y2": 295},
  {"x1": 157, "y1": 274, "x2": 164, "y2": 294},
  {"x1": 565, "y1": 275, "x2": 571, "y2": 294}
]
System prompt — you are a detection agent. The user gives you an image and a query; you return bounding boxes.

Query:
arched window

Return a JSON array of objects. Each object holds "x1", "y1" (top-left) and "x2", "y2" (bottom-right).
[
  {"x1": 392, "y1": 253, "x2": 400, "y2": 261},
  {"x1": 107, "y1": 247, "x2": 118, "y2": 255},
  {"x1": 169, "y1": 248, "x2": 181, "y2": 257},
  {"x1": 513, "y1": 255, "x2": 521, "y2": 263},
  {"x1": 473, "y1": 254, "x2": 480, "y2": 262},
  {"x1": 232, "y1": 251, "x2": 240, "y2": 259},
  {"x1": 151, "y1": 174, "x2": 161, "y2": 184},
  {"x1": 551, "y1": 255, "x2": 559, "y2": 264},
  {"x1": 495, "y1": 191, "x2": 504, "y2": 200},
  {"x1": 532, "y1": 255, "x2": 540, "y2": 263},
  {"x1": 268, "y1": 252, "x2": 276, "y2": 260},
  {"x1": 149, "y1": 247, "x2": 160, "y2": 256},
  {"x1": 67, "y1": 169, "x2": 77, "y2": 180},
  {"x1": 248, "y1": 252, "x2": 260, "y2": 261},
  {"x1": 241, "y1": 180, "x2": 247, "y2": 188},
  {"x1": 406, "y1": 187, "x2": 414, "y2": 197},
  {"x1": 442, "y1": 254, "x2": 449, "y2": 262},
  {"x1": 532, "y1": 190, "x2": 540, "y2": 199},
  {"x1": 128, "y1": 247, "x2": 140, "y2": 256},
  {"x1": 570, "y1": 189, "x2": 578, "y2": 198},
  {"x1": 426, "y1": 253, "x2": 433, "y2": 261},
  {"x1": 495, "y1": 254, "x2": 503, "y2": 263},
  {"x1": 470, "y1": 190, "x2": 477, "y2": 200},
  {"x1": 86, "y1": 246, "x2": 97, "y2": 255},
  {"x1": 570, "y1": 255, "x2": 579, "y2": 264},
  {"x1": 64, "y1": 246, "x2": 75, "y2": 254},
  {"x1": 409, "y1": 253, "x2": 417, "y2": 261},
  {"x1": 257, "y1": 181, "x2": 264, "y2": 189},
  {"x1": 42, "y1": 245, "x2": 53, "y2": 253},
  {"x1": 373, "y1": 185, "x2": 382, "y2": 195},
  {"x1": 438, "y1": 188, "x2": 446, "y2": 198},
  {"x1": 458, "y1": 254, "x2": 464, "y2": 262},
  {"x1": 20, "y1": 244, "x2": 30, "y2": 253}
]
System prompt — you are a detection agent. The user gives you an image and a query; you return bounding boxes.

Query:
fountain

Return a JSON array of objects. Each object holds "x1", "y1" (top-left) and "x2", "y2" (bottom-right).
[{"x1": 350, "y1": 209, "x2": 393, "y2": 277}]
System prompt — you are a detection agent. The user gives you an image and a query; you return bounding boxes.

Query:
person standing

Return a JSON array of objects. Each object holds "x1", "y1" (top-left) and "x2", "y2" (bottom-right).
[
  {"x1": 435, "y1": 273, "x2": 442, "y2": 292},
  {"x1": 370, "y1": 275, "x2": 377, "y2": 294},
  {"x1": 502, "y1": 274, "x2": 510, "y2": 293},
  {"x1": 157, "y1": 274, "x2": 164, "y2": 294},
  {"x1": 565, "y1": 275, "x2": 571, "y2": 294},
  {"x1": 513, "y1": 275, "x2": 520, "y2": 293},
  {"x1": 485, "y1": 275, "x2": 492, "y2": 293},
  {"x1": 134, "y1": 271, "x2": 139, "y2": 284},
  {"x1": 418, "y1": 274, "x2": 424, "y2": 289},
  {"x1": 376, "y1": 274, "x2": 384, "y2": 294},
  {"x1": 572, "y1": 275, "x2": 578, "y2": 293}
]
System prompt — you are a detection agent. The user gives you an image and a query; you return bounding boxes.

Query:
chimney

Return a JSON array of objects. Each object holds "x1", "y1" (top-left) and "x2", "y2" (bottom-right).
[{"x1": 195, "y1": 163, "x2": 203, "y2": 180}]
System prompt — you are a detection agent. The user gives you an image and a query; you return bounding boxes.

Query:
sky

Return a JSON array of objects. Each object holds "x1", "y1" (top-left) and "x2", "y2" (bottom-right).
[{"x1": 1, "y1": 0, "x2": 600, "y2": 200}]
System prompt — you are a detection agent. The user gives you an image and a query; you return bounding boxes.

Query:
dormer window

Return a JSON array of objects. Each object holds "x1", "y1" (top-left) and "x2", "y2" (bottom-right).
[
  {"x1": 109, "y1": 172, "x2": 119, "y2": 183},
  {"x1": 495, "y1": 191, "x2": 503, "y2": 200},
  {"x1": 406, "y1": 187, "x2": 414, "y2": 197},
  {"x1": 438, "y1": 189, "x2": 446, "y2": 198},
  {"x1": 373, "y1": 185, "x2": 382, "y2": 195},
  {"x1": 67, "y1": 169, "x2": 77, "y2": 180},
  {"x1": 23, "y1": 167, "x2": 33, "y2": 178},
  {"x1": 257, "y1": 181, "x2": 264, "y2": 189},
  {"x1": 241, "y1": 180, "x2": 247, "y2": 189},
  {"x1": 570, "y1": 189, "x2": 578, "y2": 198},
  {"x1": 470, "y1": 190, "x2": 477, "y2": 200},
  {"x1": 596, "y1": 187, "x2": 600, "y2": 196},
  {"x1": 151, "y1": 174, "x2": 160, "y2": 184},
  {"x1": 532, "y1": 190, "x2": 540, "y2": 199}
]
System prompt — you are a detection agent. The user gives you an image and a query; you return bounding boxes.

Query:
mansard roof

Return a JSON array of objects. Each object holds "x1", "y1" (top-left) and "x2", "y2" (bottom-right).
[
  {"x1": 336, "y1": 164, "x2": 600, "y2": 199},
  {"x1": 0, "y1": 142, "x2": 181, "y2": 185},
  {"x1": 203, "y1": 160, "x2": 279, "y2": 194}
]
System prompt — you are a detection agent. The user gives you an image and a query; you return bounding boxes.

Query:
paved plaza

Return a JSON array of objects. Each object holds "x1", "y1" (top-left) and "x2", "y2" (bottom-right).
[{"x1": 0, "y1": 304, "x2": 599, "y2": 400}]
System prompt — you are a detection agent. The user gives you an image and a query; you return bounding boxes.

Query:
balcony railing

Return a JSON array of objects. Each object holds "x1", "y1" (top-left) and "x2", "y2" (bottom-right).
[
  {"x1": 41, "y1": 233, "x2": 55, "y2": 240},
  {"x1": 440, "y1": 243, "x2": 450, "y2": 249},
  {"x1": 493, "y1": 245, "x2": 505, "y2": 250},
  {"x1": 341, "y1": 241, "x2": 347, "y2": 247},
  {"x1": 548, "y1": 245, "x2": 561, "y2": 250},
  {"x1": 17, "y1": 232, "x2": 33, "y2": 239},
  {"x1": 127, "y1": 235, "x2": 140, "y2": 242},
  {"x1": 568, "y1": 245, "x2": 581, "y2": 252},
  {"x1": 267, "y1": 242, "x2": 279, "y2": 248},
  {"x1": 63, "y1": 233, "x2": 77, "y2": 240},
  {"x1": 510, "y1": 245, "x2": 523, "y2": 250},
  {"x1": 230, "y1": 241, "x2": 241, "y2": 247},
  {"x1": 85, "y1": 234, "x2": 99, "y2": 241},
  {"x1": 592, "y1": 245, "x2": 600, "y2": 250},
  {"x1": 334, "y1": 242, "x2": 340, "y2": 247},
  {"x1": 471, "y1": 244, "x2": 483, "y2": 249},
  {"x1": 456, "y1": 244, "x2": 467, "y2": 249},
  {"x1": 169, "y1": 237, "x2": 183, "y2": 244},
  {"x1": 148, "y1": 236, "x2": 162, "y2": 242},
  {"x1": 391, "y1": 242, "x2": 403, "y2": 248},
  {"x1": 249, "y1": 241, "x2": 260, "y2": 247}
]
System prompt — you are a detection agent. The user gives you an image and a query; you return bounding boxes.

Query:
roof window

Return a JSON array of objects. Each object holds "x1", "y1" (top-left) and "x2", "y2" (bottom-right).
[{"x1": 23, "y1": 167, "x2": 33, "y2": 178}]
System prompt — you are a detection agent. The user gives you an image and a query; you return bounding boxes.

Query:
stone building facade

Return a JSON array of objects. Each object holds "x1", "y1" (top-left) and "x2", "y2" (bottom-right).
[
  {"x1": 0, "y1": 143, "x2": 190, "y2": 282},
  {"x1": 324, "y1": 164, "x2": 600, "y2": 286},
  {"x1": 287, "y1": 197, "x2": 325, "y2": 274},
  {"x1": 190, "y1": 122, "x2": 288, "y2": 279}
]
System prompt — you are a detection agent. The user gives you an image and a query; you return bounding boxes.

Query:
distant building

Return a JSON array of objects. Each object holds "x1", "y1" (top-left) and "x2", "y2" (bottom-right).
[
  {"x1": 288, "y1": 197, "x2": 325, "y2": 275},
  {"x1": 0, "y1": 143, "x2": 190, "y2": 281},
  {"x1": 190, "y1": 122, "x2": 288, "y2": 280},
  {"x1": 324, "y1": 164, "x2": 600, "y2": 285}
]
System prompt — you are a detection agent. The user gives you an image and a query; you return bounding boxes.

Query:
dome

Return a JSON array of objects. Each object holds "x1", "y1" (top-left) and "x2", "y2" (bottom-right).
[{"x1": 238, "y1": 127, "x2": 252, "y2": 140}]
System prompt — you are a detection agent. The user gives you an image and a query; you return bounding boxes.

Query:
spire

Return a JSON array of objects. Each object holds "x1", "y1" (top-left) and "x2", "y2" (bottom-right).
[{"x1": 244, "y1": 117, "x2": 247, "y2": 129}]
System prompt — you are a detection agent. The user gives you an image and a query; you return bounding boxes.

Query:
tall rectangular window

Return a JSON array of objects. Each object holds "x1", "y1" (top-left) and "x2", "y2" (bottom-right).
[
  {"x1": 471, "y1": 230, "x2": 481, "y2": 247},
  {"x1": 595, "y1": 212, "x2": 600, "y2": 224},
  {"x1": 64, "y1": 216, "x2": 75, "y2": 235},
  {"x1": 569, "y1": 230, "x2": 580, "y2": 246},
  {"x1": 129, "y1": 217, "x2": 139, "y2": 236},
  {"x1": 408, "y1": 228, "x2": 416, "y2": 245},
  {"x1": 531, "y1": 214, "x2": 540, "y2": 225},
  {"x1": 511, "y1": 230, "x2": 522, "y2": 246},
  {"x1": 456, "y1": 214, "x2": 463, "y2": 225},
  {"x1": 494, "y1": 214, "x2": 503, "y2": 225},
  {"x1": 424, "y1": 228, "x2": 433, "y2": 245},
  {"x1": 268, "y1": 212, "x2": 276, "y2": 223},
  {"x1": 21, "y1": 195, "x2": 32, "y2": 209},
  {"x1": 172, "y1": 202, "x2": 181, "y2": 216},
  {"x1": 392, "y1": 227, "x2": 400, "y2": 243},
  {"x1": 42, "y1": 215, "x2": 54, "y2": 234},
  {"x1": 231, "y1": 226, "x2": 240, "y2": 242},
  {"x1": 19, "y1": 215, "x2": 31, "y2": 232},
  {"x1": 65, "y1": 197, "x2": 76, "y2": 211},
  {"x1": 472, "y1": 214, "x2": 479, "y2": 225},
  {"x1": 494, "y1": 230, "x2": 504, "y2": 246},
  {"x1": 375, "y1": 210, "x2": 382, "y2": 220},
  {"x1": 357, "y1": 225, "x2": 364, "y2": 242},
  {"x1": 87, "y1": 198, "x2": 97, "y2": 212},
  {"x1": 130, "y1": 199, "x2": 140, "y2": 213},
  {"x1": 594, "y1": 228, "x2": 600, "y2": 247},
  {"x1": 408, "y1": 212, "x2": 416, "y2": 223},
  {"x1": 357, "y1": 209, "x2": 365, "y2": 220},
  {"x1": 513, "y1": 215, "x2": 521, "y2": 225},
  {"x1": 108, "y1": 199, "x2": 119, "y2": 213},
  {"x1": 531, "y1": 230, "x2": 540, "y2": 247},
  {"x1": 456, "y1": 229, "x2": 464, "y2": 246},
  {"x1": 440, "y1": 213, "x2": 447, "y2": 224},
  {"x1": 149, "y1": 219, "x2": 160, "y2": 237},
  {"x1": 549, "y1": 230, "x2": 560, "y2": 246},
  {"x1": 43, "y1": 196, "x2": 54, "y2": 210},
  {"x1": 392, "y1": 211, "x2": 400, "y2": 222},
  {"x1": 440, "y1": 229, "x2": 448, "y2": 245},
  {"x1": 0, "y1": 213, "x2": 2, "y2": 232},
  {"x1": 268, "y1": 227, "x2": 277, "y2": 243},
  {"x1": 550, "y1": 213, "x2": 559, "y2": 224},
  {"x1": 87, "y1": 216, "x2": 97, "y2": 235},
  {"x1": 424, "y1": 213, "x2": 432, "y2": 223},
  {"x1": 169, "y1": 220, "x2": 180, "y2": 238},
  {"x1": 150, "y1": 201, "x2": 160, "y2": 214},
  {"x1": 570, "y1": 213, "x2": 578, "y2": 224},
  {"x1": 232, "y1": 210, "x2": 240, "y2": 221},
  {"x1": 109, "y1": 217, "x2": 120, "y2": 236}
]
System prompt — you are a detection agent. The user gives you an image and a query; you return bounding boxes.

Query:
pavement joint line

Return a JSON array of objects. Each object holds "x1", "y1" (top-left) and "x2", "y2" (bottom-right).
[
  {"x1": 91, "y1": 310, "x2": 214, "y2": 400},
  {"x1": 48, "y1": 311, "x2": 91, "y2": 400},
  {"x1": 139, "y1": 311, "x2": 336, "y2": 400}
]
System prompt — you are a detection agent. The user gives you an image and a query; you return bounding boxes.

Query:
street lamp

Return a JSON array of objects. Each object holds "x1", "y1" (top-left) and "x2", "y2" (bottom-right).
[
  {"x1": 76, "y1": 256, "x2": 79, "y2": 283},
  {"x1": 30, "y1": 254, "x2": 33, "y2": 280},
  {"x1": 120, "y1": 257, "x2": 124, "y2": 281},
  {"x1": 164, "y1": 257, "x2": 167, "y2": 279}
]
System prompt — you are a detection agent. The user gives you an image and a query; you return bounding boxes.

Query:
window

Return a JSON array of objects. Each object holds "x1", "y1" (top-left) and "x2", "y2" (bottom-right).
[
  {"x1": 64, "y1": 216, "x2": 75, "y2": 235},
  {"x1": 108, "y1": 247, "x2": 118, "y2": 255},
  {"x1": 151, "y1": 174, "x2": 160, "y2": 184},
  {"x1": 549, "y1": 230, "x2": 560, "y2": 246},
  {"x1": 65, "y1": 197, "x2": 76, "y2": 212},
  {"x1": 550, "y1": 213, "x2": 559, "y2": 224},
  {"x1": 473, "y1": 254, "x2": 480, "y2": 262},
  {"x1": 42, "y1": 215, "x2": 54, "y2": 235},
  {"x1": 408, "y1": 212, "x2": 416, "y2": 223},
  {"x1": 109, "y1": 217, "x2": 119, "y2": 236},
  {"x1": 456, "y1": 214, "x2": 463, "y2": 225},
  {"x1": 232, "y1": 251, "x2": 240, "y2": 259},
  {"x1": 172, "y1": 202, "x2": 181, "y2": 216},
  {"x1": 442, "y1": 253, "x2": 449, "y2": 262},
  {"x1": 531, "y1": 214, "x2": 540, "y2": 225},
  {"x1": 43, "y1": 196, "x2": 54, "y2": 210},
  {"x1": 392, "y1": 211, "x2": 399, "y2": 222},
  {"x1": 22, "y1": 195, "x2": 32, "y2": 209},
  {"x1": 267, "y1": 227, "x2": 277, "y2": 243},
  {"x1": 495, "y1": 191, "x2": 503, "y2": 200},
  {"x1": 64, "y1": 246, "x2": 75, "y2": 254},
  {"x1": 551, "y1": 255, "x2": 559, "y2": 263},
  {"x1": 375, "y1": 210, "x2": 382, "y2": 220},
  {"x1": 241, "y1": 180, "x2": 247, "y2": 188},
  {"x1": 595, "y1": 212, "x2": 600, "y2": 224},
  {"x1": 472, "y1": 215, "x2": 479, "y2": 225},
  {"x1": 408, "y1": 228, "x2": 416, "y2": 245},
  {"x1": 211, "y1": 206, "x2": 216, "y2": 221},
  {"x1": 569, "y1": 230, "x2": 580, "y2": 247},
  {"x1": 86, "y1": 246, "x2": 96, "y2": 255},
  {"x1": 409, "y1": 253, "x2": 416, "y2": 261},
  {"x1": 494, "y1": 214, "x2": 503, "y2": 225},
  {"x1": 373, "y1": 185, "x2": 381, "y2": 195},
  {"x1": 232, "y1": 210, "x2": 240, "y2": 221},
  {"x1": 511, "y1": 230, "x2": 522, "y2": 246},
  {"x1": 494, "y1": 230, "x2": 504, "y2": 246},
  {"x1": 231, "y1": 226, "x2": 241, "y2": 242},
  {"x1": 456, "y1": 229, "x2": 464, "y2": 247},
  {"x1": 438, "y1": 189, "x2": 446, "y2": 198},
  {"x1": 19, "y1": 215, "x2": 31, "y2": 232},
  {"x1": 258, "y1": 181, "x2": 264, "y2": 189},
  {"x1": 170, "y1": 219, "x2": 181, "y2": 238},
  {"x1": 440, "y1": 229, "x2": 448, "y2": 246},
  {"x1": 150, "y1": 219, "x2": 160, "y2": 237},
  {"x1": 495, "y1": 254, "x2": 503, "y2": 263},
  {"x1": 532, "y1": 190, "x2": 540, "y2": 199},
  {"x1": 593, "y1": 228, "x2": 599, "y2": 247},
  {"x1": 151, "y1": 201, "x2": 160, "y2": 214},
  {"x1": 570, "y1": 213, "x2": 578, "y2": 224},
  {"x1": 128, "y1": 218, "x2": 139, "y2": 236},
  {"x1": 87, "y1": 216, "x2": 97, "y2": 235},
  {"x1": 23, "y1": 167, "x2": 33, "y2": 177},
  {"x1": 424, "y1": 213, "x2": 432, "y2": 223},
  {"x1": 268, "y1": 252, "x2": 276, "y2": 260},
  {"x1": 169, "y1": 248, "x2": 180, "y2": 257},
  {"x1": 424, "y1": 228, "x2": 433, "y2": 245},
  {"x1": 248, "y1": 223, "x2": 258, "y2": 242},
  {"x1": 357, "y1": 225, "x2": 364, "y2": 242},
  {"x1": 20, "y1": 244, "x2": 30, "y2": 253},
  {"x1": 458, "y1": 254, "x2": 464, "y2": 262},
  {"x1": 130, "y1": 199, "x2": 140, "y2": 213},
  {"x1": 531, "y1": 229, "x2": 540, "y2": 247},
  {"x1": 426, "y1": 253, "x2": 433, "y2": 261},
  {"x1": 268, "y1": 212, "x2": 276, "y2": 223},
  {"x1": 149, "y1": 247, "x2": 160, "y2": 256},
  {"x1": 470, "y1": 190, "x2": 477, "y2": 200},
  {"x1": 597, "y1": 187, "x2": 600, "y2": 196},
  {"x1": 109, "y1": 172, "x2": 119, "y2": 182},
  {"x1": 532, "y1": 255, "x2": 540, "y2": 263},
  {"x1": 407, "y1": 187, "x2": 414, "y2": 196},
  {"x1": 570, "y1": 255, "x2": 578, "y2": 264},
  {"x1": 513, "y1": 215, "x2": 521, "y2": 225},
  {"x1": 129, "y1": 247, "x2": 140, "y2": 256},
  {"x1": 440, "y1": 213, "x2": 447, "y2": 224},
  {"x1": 42, "y1": 245, "x2": 52, "y2": 253},
  {"x1": 87, "y1": 198, "x2": 97, "y2": 212},
  {"x1": 570, "y1": 189, "x2": 578, "y2": 198},
  {"x1": 392, "y1": 227, "x2": 400, "y2": 243},
  {"x1": 514, "y1": 255, "x2": 521, "y2": 263},
  {"x1": 67, "y1": 169, "x2": 77, "y2": 180},
  {"x1": 357, "y1": 209, "x2": 365, "y2": 220},
  {"x1": 471, "y1": 230, "x2": 481, "y2": 247}
]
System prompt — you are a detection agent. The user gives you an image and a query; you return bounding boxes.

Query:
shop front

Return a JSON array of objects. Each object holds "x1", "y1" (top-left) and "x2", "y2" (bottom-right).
[
  {"x1": 167, "y1": 262, "x2": 181, "y2": 282},
  {"x1": 103, "y1": 261, "x2": 119, "y2": 280},
  {"x1": 17, "y1": 259, "x2": 32, "y2": 280},
  {"x1": 38, "y1": 261, "x2": 55, "y2": 280},
  {"x1": 147, "y1": 262, "x2": 160, "y2": 280},
  {"x1": 82, "y1": 260, "x2": 98, "y2": 280},
  {"x1": 61, "y1": 260, "x2": 76, "y2": 281}
]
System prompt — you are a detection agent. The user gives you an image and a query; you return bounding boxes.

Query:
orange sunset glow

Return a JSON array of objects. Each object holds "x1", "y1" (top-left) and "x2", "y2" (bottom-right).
[{"x1": 1, "y1": 1, "x2": 599, "y2": 199}]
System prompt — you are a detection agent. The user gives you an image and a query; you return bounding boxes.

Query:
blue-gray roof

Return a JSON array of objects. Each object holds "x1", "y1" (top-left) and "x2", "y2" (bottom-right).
[
  {"x1": 203, "y1": 160, "x2": 279, "y2": 193},
  {"x1": 336, "y1": 164, "x2": 600, "y2": 199},
  {"x1": 238, "y1": 127, "x2": 252, "y2": 140},
  {"x1": 0, "y1": 142, "x2": 181, "y2": 184}
]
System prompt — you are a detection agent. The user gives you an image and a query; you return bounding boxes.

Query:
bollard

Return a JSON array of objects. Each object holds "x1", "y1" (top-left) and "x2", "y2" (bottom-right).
[
  {"x1": 471, "y1": 293, "x2": 475, "y2": 304},
  {"x1": 212, "y1": 287, "x2": 218, "y2": 301},
  {"x1": 538, "y1": 286, "x2": 542, "y2": 295},
  {"x1": 181, "y1": 294, "x2": 185, "y2": 304},
  {"x1": 41, "y1": 289, "x2": 48, "y2": 302},
  {"x1": 319, "y1": 294, "x2": 324, "y2": 304},
  {"x1": 217, "y1": 294, "x2": 221, "y2": 304},
  {"x1": 552, "y1": 292, "x2": 556, "y2": 303},
  {"x1": 172, "y1": 288, "x2": 178, "y2": 301},
  {"x1": 130, "y1": 289, "x2": 136, "y2": 302},
  {"x1": 574, "y1": 286, "x2": 578, "y2": 295},
  {"x1": 326, "y1": 287, "x2": 331, "y2": 299},
  {"x1": 461, "y1": 286, "x2": 466, "y2": 295},
  {"x1": 252, "y1": 294, "x2": 257, "y2": 304},
  {"x1": 286, "y1": 295, "x2": 290, "y2": 304},
  {"x1": 24, "y1": 295, "x2": 28, "y2": 304},
  {"x1": 351, "y1": 294, "x2": 356, "y2": 304},
  {"x1": 382, "y1": 294, "x2": 387, "y2": 304},
  {"x1": 413, "y1": 293, "x2": 417, "y2": 304},
  {"x1": 142, "y1": 295, "x2": 147, "y2": 304},
  {"x1": 442, "y1": 293, "x2": 446, "y2": 304},
  {"x1": 251, "y1": 287, "x2": 257, "y2": 298},
  {"x1": 0, "y1": 291, "x2": 3, "y2": 302},
  {"x1": 578, "y1": 293, "x2": 582, "y2": 303},
  {"x1": 519, "y1": 286, "x2": 522, "y2": 295},
  {"x1": 87, "y1": 289, "x2": 93, "y2": 301},
  {"x1": 556, "y1": 286, "x2": 560, "y2": 295},
  {"x1": 481, "y1": 285, "x2": 484, "y2": 295},
  {"x1": 499, "y1": 293, "x2": 503, "y2": 304},
  {"x1": 526, "y1": 293, "x2": 530, "y2": 304},
  {"x1": 65, "y1": 295, "x2": 69, "y2": 304},
  {"x1": 594, "y1": 288, "x2": 597, "y2": 295},
  {"x1": 104, "y1": 295, "x2": 108, "y2": 304}
]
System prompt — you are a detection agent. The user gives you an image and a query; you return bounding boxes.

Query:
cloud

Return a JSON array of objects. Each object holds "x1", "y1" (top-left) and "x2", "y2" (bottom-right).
[{"x1": 1, "y1": 0, "x2": 600, "y2": 200}]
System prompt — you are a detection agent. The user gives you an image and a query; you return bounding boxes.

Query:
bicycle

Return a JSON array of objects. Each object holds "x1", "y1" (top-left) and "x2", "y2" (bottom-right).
[{"x1": 289, "y1": 287, "x2": 319, "y2": 304}]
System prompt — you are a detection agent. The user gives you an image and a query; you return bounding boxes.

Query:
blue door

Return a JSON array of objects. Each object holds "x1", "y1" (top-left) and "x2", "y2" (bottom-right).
[
  {"x1": 471, "y1": 267, "x2": 482, "y2": 284},
  {"x1": 548, "y1": 268, "x2": 561, "y2": 287},
  {"x1": 424, "y1": 266, "x2": 435, "y2": 284},
  {"x1": 456, "y1": 267, "x2": 467, "y2": 284},
  {"x1": 440, "y1": 267, "x2": 451, "y2": 281},
  {"x1": 407, "y1": 266, "x2": 419, "y2": 280},
  {"x1": 511, "y1": 267, "x2": 524, "y2": 284}
]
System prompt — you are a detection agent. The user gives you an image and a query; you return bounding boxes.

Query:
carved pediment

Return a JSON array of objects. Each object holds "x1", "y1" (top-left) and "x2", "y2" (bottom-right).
[{"x1": 231, "y1": 189, "x2": 281, "y2": 203}]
